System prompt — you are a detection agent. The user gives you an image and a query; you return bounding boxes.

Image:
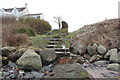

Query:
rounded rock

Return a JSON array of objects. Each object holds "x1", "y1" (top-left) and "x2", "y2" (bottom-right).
[
  {"x1": 97, "y1": 45, "x2": 106, "y2": 55},
  {"x1": 104, "y1": 49, "x2": 117, "y2": 59},
  {"x1": 87, "y1": 43, "x2": 98, "y2": 56}
]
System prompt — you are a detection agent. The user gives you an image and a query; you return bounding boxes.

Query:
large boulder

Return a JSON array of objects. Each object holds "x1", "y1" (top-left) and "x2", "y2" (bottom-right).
[
  {"x1": 0, "y1": 71, "x2": 2, "y2": 78},
  {"x1": 94, "y1": 60, "x2": 109, "y2": 66},
  {"x1": 89, "y1": 54, "x2": 103, "y2": 63},
  {"x1": 8, "y1": 48, "x2": 26, "y2": 62},
  {"x1": 89, "y1": 55, "x2": 97, "y2": 63},
  {"x1": 97, "y1": 45, "x2": 106, "y2": 55},
  {"x1": 39, "y1": 49, "x2": 56, "y2": 64},
  {"x1": 107, "y1": 63, "x2": 120, "y2": 71},
  {"x1": 1, "y1": 57, "x2": 8, "y2": 66},
  {"x1": 0, "y1": 55, "x2": 2, "y2": 67},
  {"x1": 110, "y1": 53, "x2": 120, "y2": 63},
  {"x1": 16, "y1": 49, "x2": 42, "y2": 69},
  {"x1": 118, "y1": 52, "x2": 120, "y2": 54},
  {"x1": 50, "y1": 63, "x2": 91, "y2": 79},
  {"x1": 8, "y1": 52, "x2": 23, "y2": 63},
  {"x1": 87, "y1": 43, "x2": 98, "y2": 56},
  {"x1": 70, "y1": 43, "x2": 87, "y2": 55},
  {"x1": 1, "y1": 46, "x2": 17, "y2": 57},
  {"x1": 104, "y1": 49, "x2": 117, "y2": 59}
]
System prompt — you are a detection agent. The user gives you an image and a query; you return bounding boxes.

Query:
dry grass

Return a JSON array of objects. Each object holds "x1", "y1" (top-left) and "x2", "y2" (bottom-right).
[
  {"x1": 2, "y1": 16, "x2": 28, "y2": 47},
  {"x1": 71, "y1": 19, "x2": 120, "y2": 49}
]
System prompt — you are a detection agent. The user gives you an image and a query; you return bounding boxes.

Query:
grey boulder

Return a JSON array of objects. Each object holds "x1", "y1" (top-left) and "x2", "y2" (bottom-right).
[
  {"x1": 1, "y1": 46, "x2": 16, "y2": 57},
  {"x1": 94, "y1": 60, "x2": 109, "y2": 66},
  {"x1": 50, "y1": 63, "x2": 91, "y2": 78},
  {"x1": 16, "y1": 49, "x2": 42, "y2": 69},
  {"x1": 70, "y1": 43, "x2": 87, "y2": 55},
  {"x1": 8, "y1": 52, "x2": 23, "y2": 62},
  {"x1": 97, "y1": 45, "x2": 106, "y2": 55},
  {"x1": 104, "y1": 49, "x2": 117, "y2": 59},
  {"x1": 40, "y1": 49, "x2": 56, "y2": 64},
  {"x1": 87, "y1": 43, "x2": 98, "y2": 56},
  {"x1": 107, "y1": 63, "x2": 120, "y2": 71},
  {"x1": 0, "y1": 55, "x2": 2, "y2": 67},
  {"x1": 110, "y1": 53, "x2": 120, "y2": 63}
]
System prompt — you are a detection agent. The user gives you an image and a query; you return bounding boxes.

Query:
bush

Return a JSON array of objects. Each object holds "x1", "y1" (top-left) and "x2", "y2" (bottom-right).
[
  {"x1": 2, "y1": 16, "x2": 52, "y2": 47},
  {"x1": 15, "y1": 27, "x2": 36, "y2": 36},
  {"x1": 8, "y1": 34, "x2": 28, "y2": 46},
  {"x1": 20, "y1": 18, "x2": 52, "y2": 34},
  {"x1": 2, "y1": 16, "x2": 28, "y2": 47},
  {"x1": 2, "y1": 32, "x2": 28, "y2": 47}
]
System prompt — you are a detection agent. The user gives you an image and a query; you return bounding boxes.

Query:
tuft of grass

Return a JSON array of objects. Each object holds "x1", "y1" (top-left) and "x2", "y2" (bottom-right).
[
  {"x1": 31, "y1": 35, "x2": 50, "y2": 48},
  {"x1": 61, "y1": 31, "x2": 77, "y2": 47},
  {"x1": 14, "y1": 27, "x2": 36, "y2": 36}
]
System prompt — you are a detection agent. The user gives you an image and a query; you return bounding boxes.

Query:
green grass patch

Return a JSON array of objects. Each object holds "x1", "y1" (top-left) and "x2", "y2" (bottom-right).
[
  {"x1": 31, "y1": 35, "x2": 50, "y2": 48},
  {"x1": 15, "y1": 27, "x2": 36, "y2": 36}
]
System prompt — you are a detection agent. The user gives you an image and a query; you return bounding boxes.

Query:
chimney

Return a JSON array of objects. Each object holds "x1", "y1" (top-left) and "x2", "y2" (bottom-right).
[{"x1": 25, "y1": 3, "x2": 27, "y2": 7}]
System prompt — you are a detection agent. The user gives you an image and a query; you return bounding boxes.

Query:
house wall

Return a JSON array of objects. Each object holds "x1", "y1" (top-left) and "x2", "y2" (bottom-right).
[
  {"x1": 29, "y1": 15, "x2": 41, "y2": 19},
  {"x1": 19, "y1": 7, "x2": 29, "y2": 17},
  {"x1": 0, "y1": 8, "x2": 6, "y2": 15},
  {"x1": 11, "y1": 8, "x2": 19, "y2": 18},
  {"x1": 0, "y1": 7, "x2": 29, "y2": 20},
  {"x1": 0, "y1": 7, "x2": 43, "y2": 20}
]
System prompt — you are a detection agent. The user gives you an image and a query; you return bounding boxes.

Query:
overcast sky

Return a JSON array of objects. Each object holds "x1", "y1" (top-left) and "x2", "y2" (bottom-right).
[{"x1": 0, "y1": 0, "x2": 119, "y2": 32}]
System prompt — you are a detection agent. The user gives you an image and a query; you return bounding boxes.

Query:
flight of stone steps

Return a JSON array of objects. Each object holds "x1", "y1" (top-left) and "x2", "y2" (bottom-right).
[{"x1": 46, "y1": 35, "x2": 72, "y2": 59}]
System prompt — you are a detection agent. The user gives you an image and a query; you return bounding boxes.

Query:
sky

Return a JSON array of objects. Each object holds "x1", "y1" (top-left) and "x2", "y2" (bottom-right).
[{"x1": 0, "y1": 0, "x2": 119, "y2": 32}]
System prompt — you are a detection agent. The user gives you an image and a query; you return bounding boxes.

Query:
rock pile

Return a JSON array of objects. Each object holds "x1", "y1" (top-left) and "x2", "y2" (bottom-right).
[
  {"x1": 70, "y1": 43, "x2": 120, "y2": 71},
  {"x1": 0, "y1": 46, "x2": 57, "y2": 79},
  {"x1": 1, "y1": 43, "x2": 119, "y2": 79},
  {"x1": 45, "y1": 63, "x2": 91, "y2": 79}
]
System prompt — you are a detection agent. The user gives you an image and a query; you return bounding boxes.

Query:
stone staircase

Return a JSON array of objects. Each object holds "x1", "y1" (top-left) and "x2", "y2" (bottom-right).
[{"x1": 46, "y1": 36, "x2": 71, "y2": 59}]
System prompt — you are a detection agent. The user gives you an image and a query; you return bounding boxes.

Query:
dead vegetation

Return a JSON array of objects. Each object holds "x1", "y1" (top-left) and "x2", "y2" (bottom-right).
[
  {"x1": 1, "y1": 16, "x2": 28, "y2": 47},
  {"x1": 71, "y1": 19, "x2": 120, "y2": 49}
]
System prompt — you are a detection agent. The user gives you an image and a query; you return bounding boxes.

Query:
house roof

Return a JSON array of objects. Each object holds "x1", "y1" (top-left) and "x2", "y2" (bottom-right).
[
  {"x1": 4, "y1": 8, "x2": 13, "y2": 12},
  {"x1": 3, "y1": 7, "x2": 26, "y2": 12},
  {"x1": 24, "y1": 13, "x2": 42, "y2": 16},
  {"x1": 17, "y1": 7, "x2": 26, "y2": 12}
]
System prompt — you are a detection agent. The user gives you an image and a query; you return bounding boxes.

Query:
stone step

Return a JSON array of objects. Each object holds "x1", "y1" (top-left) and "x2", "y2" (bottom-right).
[
  {"x1": 56, "y1": 52, "x2": 70, "y2": 58},
  {"x1": 50, "y1": 39, "x2": 61, "y2": 42},
  {"x1": 55, "y1": 48, "x2": 69, "y2": 52},
  {"x1": 53, "y1": 36, "x2": 60, "y2": 39},
  {"x1": 48, "y1": 42, "x2": 60, "y2": 45},
  {"x1": 55, "y1": 52, "x2": 71, "y2": 54},
  {"x1": 70, "y1": 53, "x2": 78, "y2": 56},
  {"x1": 46, "y1": 45, "x2": 56, "y2": 48},
  {"x1": 70, "y1": 54, "x2": 79, "y2": 59}
]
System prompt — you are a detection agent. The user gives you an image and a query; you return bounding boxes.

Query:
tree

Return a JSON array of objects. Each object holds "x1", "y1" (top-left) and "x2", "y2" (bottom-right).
[{"x1": 53, "y1": 16, "x2": 62, "y2": 30}]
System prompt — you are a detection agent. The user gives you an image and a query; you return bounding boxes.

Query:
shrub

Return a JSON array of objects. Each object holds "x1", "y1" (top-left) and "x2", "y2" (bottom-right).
[
  {"x1": 8, "y1": 34, "x2": 28, "y2": 46},
  {"x1": 2, "y1": 16, "x2": 28, "y2": 47},
  {"x1": 2, "y1": 32, "x2": 28, "y2": 47},
  {"x1": 21, "y1": 18, "x2": 52, "y2": 34},
  {"x1": 15, "y1": 27, "x2": 36, "y2": 36},
  {"x1": 2, "y1": 16, "x2": 52, "y2": 47}
]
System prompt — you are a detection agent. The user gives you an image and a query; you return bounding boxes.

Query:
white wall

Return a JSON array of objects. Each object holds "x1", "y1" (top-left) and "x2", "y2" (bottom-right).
[
  {"x1": 11, "y1": 8, "x2": 19, "y2": 18},
  {"x1": 19, "y1": 7, "x2": 29, "y2": 17},
  {"x1": 0, "y1": 7, "x2": 29, "y2": 19}
]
